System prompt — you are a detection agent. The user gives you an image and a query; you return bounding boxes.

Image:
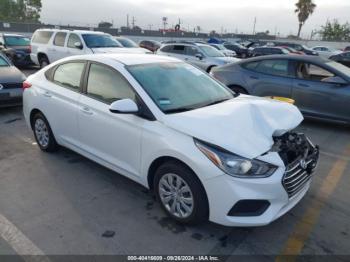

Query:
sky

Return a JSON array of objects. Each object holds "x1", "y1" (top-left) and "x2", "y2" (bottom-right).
[{"x1": 40, "y1": 0, "x2": 350, "y2": 37}]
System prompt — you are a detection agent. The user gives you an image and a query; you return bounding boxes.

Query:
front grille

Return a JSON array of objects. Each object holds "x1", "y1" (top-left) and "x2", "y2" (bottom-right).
[
  {"x1": 283, "y1": 154, "x2": 318, "y2": 198},
  {"x1": 274, "y1": 132, "x2": 319, "y2": 198},
  {"x1": 0, "y1": 83, "x2": 22, "y2": 89}
]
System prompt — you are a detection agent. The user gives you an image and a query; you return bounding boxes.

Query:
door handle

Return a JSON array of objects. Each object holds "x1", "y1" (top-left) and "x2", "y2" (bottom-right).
[
  {"x1": 297, "y1": 83, "x2": 309, "y2": 88},
  {"x1": 43, "y1": 91, "x2": 52, "y2": 97},
  {"x1": 81, "y1": 106, "x2": 93, "y2": 115}
]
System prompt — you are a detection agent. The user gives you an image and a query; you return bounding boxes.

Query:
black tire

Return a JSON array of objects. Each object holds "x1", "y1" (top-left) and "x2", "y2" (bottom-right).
[
  {"x1": 32, "y1": 112, "x2": 58, "y2": 152},
  {"x1": 229, "y1": 85, "x2": 248, "y2": 95},
  {"x1": 39, "y1": 55, "x2": 49, "y2": 69},
  {"x1": 207, "y1": 66, "x2": 216, "y2": 73},
  {"x1": 154, "y1": 161, "x2": 209, "y2": 225}
]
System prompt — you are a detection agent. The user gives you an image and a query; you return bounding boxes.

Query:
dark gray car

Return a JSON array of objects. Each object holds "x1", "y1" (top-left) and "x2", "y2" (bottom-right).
[
  {"x1": 211, "y1": 55, "x2": 350, "y2": 123},
  {"x1": 0, "y1": 53, "x2": 26, "y2": 107}
]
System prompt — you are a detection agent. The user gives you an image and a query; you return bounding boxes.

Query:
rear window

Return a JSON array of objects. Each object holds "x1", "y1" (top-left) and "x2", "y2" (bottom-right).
[
  {"x1": 32, "y1": 31, "x2": 54, "y2": 44},
  {"x1": 4, "y1": 36, "x2": 30, "y2": 46}
]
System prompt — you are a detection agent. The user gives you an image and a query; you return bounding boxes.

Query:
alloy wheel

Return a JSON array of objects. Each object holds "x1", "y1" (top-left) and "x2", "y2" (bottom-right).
[{"x1": 158, "y1": 173, "x2": 194, "y2": 218}]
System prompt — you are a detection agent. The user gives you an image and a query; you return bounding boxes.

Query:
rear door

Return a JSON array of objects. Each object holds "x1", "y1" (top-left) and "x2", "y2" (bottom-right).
[
  {"x1": 38, "y1": 61, "x2": 85, "y2": 146},
  {"x1": 50, "y1": 32, "x2": 68, "y2": 62},
  {"x1": 292, "y1": 62, "x2": 350, "y2": 121},
  {"x1": 242, "y1": 59, "x2": 294, "y2": 97}
]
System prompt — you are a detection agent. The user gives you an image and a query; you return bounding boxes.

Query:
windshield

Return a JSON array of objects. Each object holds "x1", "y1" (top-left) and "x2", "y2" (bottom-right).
[
  {"x1": 116, "y1": 38, "x2": 138, "y2": 48},
  {"x1": 327, "y1": 61, "x2": 350, "y2": 76},
  {"x1": 0, "y1": 56, "x2": 9, "y2": 66},
  {"x1": 199, "y1": 45, "x2": 225, "y2": 57},
  {"x1": 214, "y1": 44, "x2": 226, "y2": 50},
  {"x1": 4, "y1": 36, "x2": 30, "y2": 46},
  {"x1": 127, "y1": 62, "x2": 234, "y2": 114},
  {"x1": 82, "y1": 34, "x2": 122, "y2": 48}
]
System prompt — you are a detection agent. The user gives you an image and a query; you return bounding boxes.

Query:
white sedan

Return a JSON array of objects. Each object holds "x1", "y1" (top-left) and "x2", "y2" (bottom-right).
[
  {"x1": 23, "y1": 54, "x2": 319, "y2": 226},
  {"x1": 312, "y1": 46, "x2": 342, "y2": 58}
]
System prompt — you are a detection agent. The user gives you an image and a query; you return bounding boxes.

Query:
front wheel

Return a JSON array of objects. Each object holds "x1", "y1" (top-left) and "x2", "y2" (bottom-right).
[
  {"x1": 154, "y1": 161, "x2": 208, "y2": 225},
  {"x1": 33, "y1": 113, "x2": 58, "y2": 152}
]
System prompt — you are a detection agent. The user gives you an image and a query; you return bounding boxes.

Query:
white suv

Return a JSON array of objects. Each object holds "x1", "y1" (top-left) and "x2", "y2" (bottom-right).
[{"x1": 30, "y1": 29, "x2": 148, "y2": 68}]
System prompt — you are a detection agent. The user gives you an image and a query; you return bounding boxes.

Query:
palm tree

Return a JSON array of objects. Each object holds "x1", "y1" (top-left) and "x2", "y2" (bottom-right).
[{"x1": 295, "y1": 0, "x2": 317, "y2": 38}]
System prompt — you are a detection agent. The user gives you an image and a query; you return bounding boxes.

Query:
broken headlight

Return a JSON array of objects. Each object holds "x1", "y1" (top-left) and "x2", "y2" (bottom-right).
[{"x1": 194, "y1": 139, "x2": 277, "y2": 178}]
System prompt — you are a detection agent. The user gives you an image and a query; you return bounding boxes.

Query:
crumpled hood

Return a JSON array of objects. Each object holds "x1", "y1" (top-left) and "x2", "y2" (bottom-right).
[
  {"x1": 91, "y1": 47, "x2": 148, "y2": 54},
  {"x1": 161, "y1": 96, "x2": 303, "y2": 159}
]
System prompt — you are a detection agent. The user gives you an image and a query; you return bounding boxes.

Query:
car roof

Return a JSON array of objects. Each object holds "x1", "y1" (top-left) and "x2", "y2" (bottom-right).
[
  {"x1": 2, "y1": 33, "x2": 26, "y2": 37},
  {"x1": 237, "y1": 54, "x2": 329, "y2": 64},
  {"x1": 35, "y1": 29, "x2": 106, "y2": 35},
  {"x1": 62, "y1": 54, "x2": 181, "y2": 66}
]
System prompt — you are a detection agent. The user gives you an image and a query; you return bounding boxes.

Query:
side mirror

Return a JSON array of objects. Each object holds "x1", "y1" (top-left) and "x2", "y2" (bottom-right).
[
  {"x1": 74, "y1": 42, "x2": 83, "y2": 50},
  {"x1": 109, "y1": 99, "x2": 139, "y2": 114},
  {"x1": 322, "y1": 76, "x2": 348, "y2": 85},
  {"x1": 195, "y1": 53, "x2": 203, "y2": 60}
]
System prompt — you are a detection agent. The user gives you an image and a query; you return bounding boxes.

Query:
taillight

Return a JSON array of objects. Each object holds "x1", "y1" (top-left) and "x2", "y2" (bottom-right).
[{"x1": 23, "y1": 81, "x2": 32, "y2": 90}]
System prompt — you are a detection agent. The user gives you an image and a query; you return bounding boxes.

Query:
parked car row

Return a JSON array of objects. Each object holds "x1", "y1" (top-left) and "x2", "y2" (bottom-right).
[{"x1": 0, "y1": 33, "x2": 33, "y2": 67}]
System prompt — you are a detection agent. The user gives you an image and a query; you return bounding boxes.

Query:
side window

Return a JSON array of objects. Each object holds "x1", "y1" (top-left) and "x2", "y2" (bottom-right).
[
  {"x1": 185, "y1": 46, "x2": 198, "y2": 56},
  {"x1": 172, "y1": 45, "x2": 186, "y2": 54},
  {"x1": 32, "y1": 31, "x2": 53, "y2": 44},
  {"x1": 296, "y1": 63, "x2": 334, "y2": 82},
  {"x1": 254, "y1": 59, "x2": 291, "y2": 77},
  {"x1": 160, "y1": 45, "x2": 172, "y2": 52},
  {"x1": 53, "y1": 32, "x2": 67, "y2": 47},
  {"x1": 87, "y1": 63, "x2": 135, "y2": 104},
  {"x1": 67, "y1": 34, "x2": 82, "y2": 48},
  {"x1": 242, "y1": 61, "x2": 259, "y2": 70},
  {"x1": 53, "y1": 62, "x2": 85, "y2": 90}
]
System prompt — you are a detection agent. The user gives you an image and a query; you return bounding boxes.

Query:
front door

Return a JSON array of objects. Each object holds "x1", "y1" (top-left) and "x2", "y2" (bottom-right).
[
  {"x1": 78, "y1": 62, "x2": 144, "y2": 178},
  {"x1": 292, "y1": 62, "x2": 350, "y2": 121}
]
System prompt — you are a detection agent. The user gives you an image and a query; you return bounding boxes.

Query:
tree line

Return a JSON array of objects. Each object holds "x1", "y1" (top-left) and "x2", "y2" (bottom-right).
[{"x1": 0, "y1": 0, "x2": 42, "y2": 22}]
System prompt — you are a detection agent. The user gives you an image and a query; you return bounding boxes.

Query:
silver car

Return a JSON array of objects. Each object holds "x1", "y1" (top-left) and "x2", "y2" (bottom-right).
[
  {"x1": 156, "y1": 42, "x2": 240, "y2": 72},
  {"x1": 211, "y1": 55, "x2": 350, "y2": 124},
  {"x1": 0, "y1": 53, "x2": 26, "y2": 107}
]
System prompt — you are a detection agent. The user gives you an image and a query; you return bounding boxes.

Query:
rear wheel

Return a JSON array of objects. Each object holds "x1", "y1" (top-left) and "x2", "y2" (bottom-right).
[
  {"x1": 39, "y1": 55, "x2": 49, "y2": 68},
  {"x1": 32, "y1": 112, "x2": 58, "y2": 152},
  {"x1": 154, "y1": 161, "x2": 208, "y2": 225}
]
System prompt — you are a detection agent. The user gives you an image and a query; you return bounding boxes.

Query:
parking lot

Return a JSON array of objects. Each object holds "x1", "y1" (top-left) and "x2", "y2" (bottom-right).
[{"x1": 0, "y1": 67, "x2": 349, "y2": 259}]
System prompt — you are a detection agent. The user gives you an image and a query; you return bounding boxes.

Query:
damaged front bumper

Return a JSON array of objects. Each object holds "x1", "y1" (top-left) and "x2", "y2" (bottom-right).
[
  {"x1": 273, "y1": 132, "x2": 320, "y2": 198},
  {"x1": 203, "y1": 132, "x2": 319, "y2": 227}
]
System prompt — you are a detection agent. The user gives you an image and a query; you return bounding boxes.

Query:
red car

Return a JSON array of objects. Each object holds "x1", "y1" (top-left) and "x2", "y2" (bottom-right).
[
  {"x1": 139, "y1": 40, "x2": 161, "y2": 52},
  {"x1": 277, "y1": 46, "x2": 305, "y2": 55}
]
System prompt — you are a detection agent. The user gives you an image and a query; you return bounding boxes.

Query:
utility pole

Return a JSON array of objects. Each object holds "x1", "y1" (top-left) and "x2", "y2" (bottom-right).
[
  {"x1": 131, "y1": 16, "x2": 136, "y2": 29},
  {"x1": 148, "y1": 24, "x2": 153, "y2": 30},
  {"x1": 127, "y1": 14, "x2": 129, "y2": 28},
  {"x1": 253, "y1": 17, "x2": 257, "y2": 35},
  {"x1": 162, "y1": 17, "x2": 168, "y2": 30}
]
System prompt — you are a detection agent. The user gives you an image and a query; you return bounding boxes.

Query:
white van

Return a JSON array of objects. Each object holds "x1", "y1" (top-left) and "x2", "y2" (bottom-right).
[{"x1": 30, "y1": 29, "x2": 149, "y2": 68}]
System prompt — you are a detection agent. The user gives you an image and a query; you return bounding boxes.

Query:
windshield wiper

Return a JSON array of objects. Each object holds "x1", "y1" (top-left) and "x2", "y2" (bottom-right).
[
  {"x1": 164, "y1": 107, "x2": 197, "y2": 114},
  {"x1": 205, "y1": 98, "x2": 231, "y2": 107}
]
